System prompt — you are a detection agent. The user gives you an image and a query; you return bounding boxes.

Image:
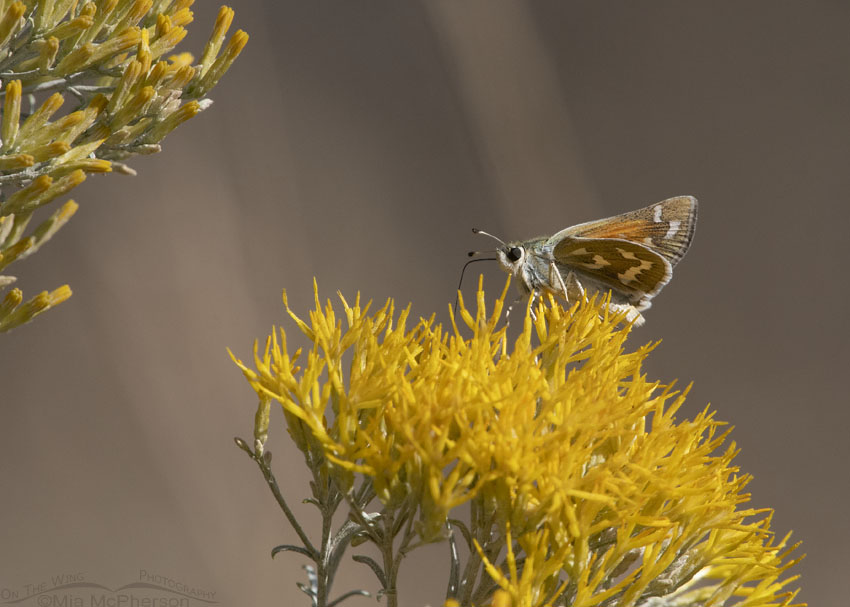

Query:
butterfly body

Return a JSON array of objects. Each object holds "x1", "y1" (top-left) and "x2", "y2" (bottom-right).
[{"x1": 484, "y1": 196, "x2": 697, "y2": 326}]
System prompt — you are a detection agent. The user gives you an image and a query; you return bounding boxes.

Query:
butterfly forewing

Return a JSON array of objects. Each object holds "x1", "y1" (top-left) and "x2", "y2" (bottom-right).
[
  {"x1": 555, "y1": 195, "x2": 697, "y2": 265},
  {"x1": 552, "y1": 237, "x2": 672, "y2": 300}
]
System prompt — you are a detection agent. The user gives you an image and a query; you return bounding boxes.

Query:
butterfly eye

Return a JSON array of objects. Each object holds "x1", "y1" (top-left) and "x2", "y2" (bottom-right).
[{"x1": 507, "y1": 247, "x2": 522, "y2": 262}]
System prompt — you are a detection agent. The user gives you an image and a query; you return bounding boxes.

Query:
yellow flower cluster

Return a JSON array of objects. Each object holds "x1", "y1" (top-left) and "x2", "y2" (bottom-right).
[
  {"x1": 232, "y1": 278, "x2": 803, "y2": 607},
  {"x1": 0, "y1": 1, "x2": 247, "y2": 331}
]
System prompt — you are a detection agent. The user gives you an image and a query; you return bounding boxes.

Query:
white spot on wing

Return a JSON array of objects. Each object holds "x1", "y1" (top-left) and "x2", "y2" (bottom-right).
[
  {"x1": 665, "y1": 220, "x2": 680, "y2": 240},
  {"x1": 653, "y1": 205, "x2": 663, "y2": 223}
]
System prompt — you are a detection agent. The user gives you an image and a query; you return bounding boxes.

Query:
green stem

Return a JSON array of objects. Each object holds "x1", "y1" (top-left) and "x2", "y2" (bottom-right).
[
  {"x1": 379, "y1": 509, "x2": 399, "y2": 607},
  {"x1": 255, "y1": 453, "x2": 319, "y2": 561}
]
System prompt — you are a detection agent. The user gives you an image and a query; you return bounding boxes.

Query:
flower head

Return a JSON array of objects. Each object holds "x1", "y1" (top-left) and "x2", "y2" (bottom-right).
[
  {"x1": 232, "y1": 277, "x2": 803, "y2": 607},
  {"x1": 0, "y1": 2, "x2": 248, "y2": 330}
]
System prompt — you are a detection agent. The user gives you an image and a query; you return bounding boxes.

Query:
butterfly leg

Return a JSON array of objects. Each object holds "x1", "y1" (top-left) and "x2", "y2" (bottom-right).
[
  {"x1": 563, "y1": 271, "x2": 585, "y2": 304},
  {"x1": 548, "y1": 261, "x2": 570, "y2": 300},
  {"x1": 505, "y1": 293, "x2": 530, "y2": 326},
  {"x1": 509, "y1": 293, "x2": 539, "y2": 323}
]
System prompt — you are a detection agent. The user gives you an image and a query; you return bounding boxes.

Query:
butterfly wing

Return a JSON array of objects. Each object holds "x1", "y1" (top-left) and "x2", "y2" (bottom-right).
[
  {"x1": 553, "y1": 196, "x2": 697, "y2": 266},
  {"x1": 551, "y1": 237, "x2": 672, "y2": 301}
]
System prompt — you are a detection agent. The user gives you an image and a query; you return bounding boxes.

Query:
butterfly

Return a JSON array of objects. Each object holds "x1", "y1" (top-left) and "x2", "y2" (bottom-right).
[{"x1": 469, "y1": 196, "x2": 698, "y2": 326}]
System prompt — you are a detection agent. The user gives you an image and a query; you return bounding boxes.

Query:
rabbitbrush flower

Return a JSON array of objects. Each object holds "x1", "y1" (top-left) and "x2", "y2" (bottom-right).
[
  {"x1": 0, "y1": 1, "x2": 247, "y2": 332},
  {"x1": 231, "y1": 277, "x2": 803, "y2": 607}
]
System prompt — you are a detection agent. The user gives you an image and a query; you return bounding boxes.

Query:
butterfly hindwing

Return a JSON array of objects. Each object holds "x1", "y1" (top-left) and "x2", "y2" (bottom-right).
[{"x1": 552, "y1": 237, "x2": 672, "y2": 300}]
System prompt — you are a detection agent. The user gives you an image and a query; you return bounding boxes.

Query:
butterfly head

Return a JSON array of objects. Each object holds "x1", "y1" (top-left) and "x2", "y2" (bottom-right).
[
  {"x1": 496, "y1": 242, "x2": 527, "y2": 275},
  {"x1": 469, "y1": 228, "x2": 527, "y2": 274}
]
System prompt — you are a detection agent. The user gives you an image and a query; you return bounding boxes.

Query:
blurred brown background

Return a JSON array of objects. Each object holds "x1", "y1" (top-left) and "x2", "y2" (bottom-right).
[{"x1": 1, "y1": 2, "x2": 847, "y2": 605}]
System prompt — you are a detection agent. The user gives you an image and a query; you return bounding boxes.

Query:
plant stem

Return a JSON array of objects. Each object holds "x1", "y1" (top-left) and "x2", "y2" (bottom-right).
[
  {"x1": 379, "y1": 509, "x2": 399, "y2": 607},
  {"x1": 255, "y1": 452, "x2": 319, "y2": 561}
]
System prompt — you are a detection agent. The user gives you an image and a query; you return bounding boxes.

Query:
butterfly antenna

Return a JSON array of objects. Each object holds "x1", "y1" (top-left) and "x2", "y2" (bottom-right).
[
  {"x1": 454, "y1": 256, "x2": 498, "y2": 316},
  {"x1": 471, "y1": 227, "x2": 509, "y2": 249}
]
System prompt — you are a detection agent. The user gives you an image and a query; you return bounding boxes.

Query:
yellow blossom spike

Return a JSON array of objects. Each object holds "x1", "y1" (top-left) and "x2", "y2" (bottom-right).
[
  {"x1": 104, "y1": 116, "x2": 153, "y2": 146},
  {"x1": 0, "y1": 212, "x2": 15, "y2": 245},
  {"x1": 144, "y1": 60, "x2": 168, "y2": 88},
  {"x1": 135, "y1": 24, "x2": 151, "y2": 73},
  {"x1": 108, "y1": 84, "x2": 154, "y2": 131},
  {"x1": 1, "y1": 79, "x2": 21, "y2": 152},
  {"x1": 106, "y1": 59, "x2": 143, "y2": 114},
  {"x1": 50, "y1": 0, "x2": 79, "y2": 23},
  {"x1": 80, "y1": 2, "x2": 98, "y2": 18},
  {"x1": 51, "y1": 158, "x2": 111, "y2": 177},
  {"x1": 3, "y1": 170, "x2": 86, "y2": 215},
  {"x1": 39, "y1": 36, "x2": 60, "y2": 72},
  {"x1": 44, "y1": 169, "x2": 87, "y2": 202},
  {"x1": 78, "y1": 0, "x2": 118, "y2": 45},
  {"x1": 33, "y1": 0, "x2": 56, "y2": 31},
  {"x1": 1, "y1": 175, "x2": 53, "y2": 215},
  {"x1": 33, "y1": 198, "x2": 77, "y2": 239},
  {"x1": 81, "y1": 124, "x2": 112, "y2": 145},
  {"x1": 54, "y1": 94, "x2": 108, "y2": 144},
  {"x1": 16, "y1": 36, "x2": 62, "y2": 71},
  {"x1": 61, "y1": 1, "x2": 97, "y2": 49},
  {"x1": 145, "y1": 0, "x2": 167, "y2": 16},
  {"x1": 0, "y1": 153, "x2": 33, "y2": 169},
  {"x1": 55, "y1": 139, "x2": 103, "y2": 164},
  {"x1": 17, "y1": 93, "x2": 64, "y2": 142},
  {"x1": 143, "y1": 99, "x2": 198, "y2": 143},
  {"x1": 191, "y1": 28, "x2": 247, "y2": 97},
  {"x1": 169, "y1": 6, "x2": 192, "y2": 27},
  {"x1": 0, "y1": 286, "x2": 24, "y2": 317},
  {"x1": 97, "y1": 25, "x2": 143, "y2": 62},
  {"x1": 46, "y1": 13, "x2": 93, "y2": 40},
  {"x1": 110, "y1": 0, "x2": 151, "y2": 34},
  {"x1": 53, "y1": 41, "x2": 95, "y2": 74},
  {"x1": 154, "y1": 12, "x2": 170, "y2": 37},
  {"x1": 0, "y1": 236, "x2": 33, "y2": 270},
  {"x1": 165, "y1": 64, "x2": 194, "y2": 89},
  {"x1": 27, "y1": 141, "x2": 71, "y2": 162},
  {"x1": 103, "y1": 0, "x2": 130, "y2": 22},
  {"x1": 55, "y1": 26, "x2": 141, "y2": 75},
  {"x1": 149, "y1": 24, "x2": 186, "y2": 59},
  {"x1": 11, "y1": 200, "x2": 78, "y2": 263},
  {"x1": 0, "y1": 284, "x2": 72, "y2": 332},
  {"x1": 0, "y1": 2, "x2": 26, "y2": 48},
  {"x1": 198, "y1": 5, "x2": 233, "y2": 78}
]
